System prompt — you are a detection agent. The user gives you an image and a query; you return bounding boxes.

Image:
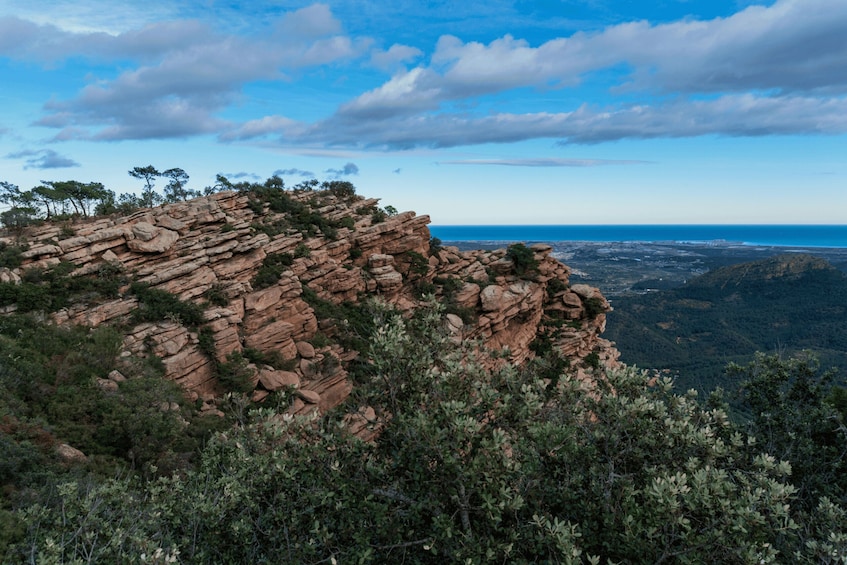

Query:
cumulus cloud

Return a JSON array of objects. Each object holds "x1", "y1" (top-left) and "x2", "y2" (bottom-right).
[
  {"x1": 6, "y1": 149, "x2": 80, "y2": 169},
  {"x1": 274, "y1": 168, "x2": 316, "y2": 178},
  {"x1": 7, "y1": 0, "x2": 847, "y2": 150},
  {"x1": 312, "y1": 0, "x2": 847, "y2": 148},
  {"x1": 10, "y1": 5, "x2": 371, "y2": 142},
  {"x1": 298, "y1": 93, "x2": 847, "y2": 149},
  {"x1": 370, "y1": 43, "x2": 423, "y2": 70},
  {"x1": 223, "y1": 171, "x2": 261, "y2": 181},
  {"x1": 325, "y1": 162, "x2": 359, "y2": 177},
  {"x1": 220, "y1": 116, "x2": 302, "y2": 142}
]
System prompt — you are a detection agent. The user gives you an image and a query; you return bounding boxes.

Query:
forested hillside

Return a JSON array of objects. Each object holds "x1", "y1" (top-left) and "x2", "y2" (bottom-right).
[{"x1": 605, "y1": 253, "x2": 847, "y2": 393}]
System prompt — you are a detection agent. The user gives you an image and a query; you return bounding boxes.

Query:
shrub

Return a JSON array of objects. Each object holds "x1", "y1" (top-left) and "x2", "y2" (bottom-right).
[
  {"x1": 0, "y1": 242, "x2": 25, "y2": 269},
  {"x1": 505, "y1": 243, "x2": 539, "y2": 277},
  {"x1": 204, "y1": 283, "x2": 229, "y2": 307},
  {"x1": 371, "y1": 209, "x2": 387, "y2": 224},
  {"x1": 404, "y1": 250, "x2": 429, "y2": 279},
  {"x1": 294, "y1": 243, "x2": 311, "y2": 259},
  {"x1": 216, "y1": 352, "x2": 254, "y2": 394},
  {"x1": 583, "y1": 296, "x2": 606, "y2": 319},
  {"x1": 130, "y1": 282, "x2": 205, "y2": 326},
  {"x1": 251, "y1": 253, "x2": 294, "y2": 290}
]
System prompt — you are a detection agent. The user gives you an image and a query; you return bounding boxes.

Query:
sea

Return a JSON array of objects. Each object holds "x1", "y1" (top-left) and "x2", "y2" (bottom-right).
[{"x1": 428, "y1": 225, "x2": 847, "y2": 248}]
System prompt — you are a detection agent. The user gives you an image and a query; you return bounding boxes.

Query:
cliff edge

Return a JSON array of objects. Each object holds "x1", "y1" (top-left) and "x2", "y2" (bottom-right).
[{"x1": 0, "y1": 188, "x2": 618, "y2": 417}]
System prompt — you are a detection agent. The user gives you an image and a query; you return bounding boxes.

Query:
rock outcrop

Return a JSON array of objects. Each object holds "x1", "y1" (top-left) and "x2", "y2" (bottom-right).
[{"x1": 0, "y1": 189, "x2": 618, "y2": 416}]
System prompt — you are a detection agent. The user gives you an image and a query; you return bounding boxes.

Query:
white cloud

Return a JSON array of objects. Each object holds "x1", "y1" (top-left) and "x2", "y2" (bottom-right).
[
  {"x1": 325, "y1": 162, "x2": 359, "y2": 177},
  {"x1": 370, "y1": 43, "x2": 423, "y2": 70},
  {"x1": 298, "y1": 94, "x2": 847, "y2": 149},
  {"x1": 337, "y1": 0, "x2": 847, "y2": 122},
  {"x1": 15, "y1": 5, "x2": 371, "y2": 141},
  {"x1": 221, "y1": 116, "x2": 303, "y2": 142},
  {"x1": 274, "y1": 167, "x2": 316, "y2": 177},
  {"x1": 276, "y1": 4, "x2": 341, "y2": 38},
  {"x1": 441, "y1": 158, "x2": 651, "y2": 167},
  {"x1": 6, "y1": 149, "x2": 80, "y2": 169}
]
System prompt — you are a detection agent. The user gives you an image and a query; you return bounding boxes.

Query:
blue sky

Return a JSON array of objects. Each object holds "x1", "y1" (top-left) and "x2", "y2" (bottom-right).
[{"x1": 0, "y1": 0, "x2": 845, "y2": 224}]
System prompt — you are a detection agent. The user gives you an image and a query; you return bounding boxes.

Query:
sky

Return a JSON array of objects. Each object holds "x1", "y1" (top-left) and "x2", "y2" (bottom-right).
[{"x1": 0, "y1": 0, "x2": 845, "y2": 225}]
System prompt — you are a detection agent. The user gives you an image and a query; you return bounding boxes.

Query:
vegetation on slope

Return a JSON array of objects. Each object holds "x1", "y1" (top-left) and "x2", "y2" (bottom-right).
[
  {"x1": 605, "y1": 253, "x2": 847, "y2": 393},
  {"x1": 1, "y1": 301, "x2": 846, "y2": 563},
  {"x1": 1, "y1": 173, "x2": 846, "y2": 562}
]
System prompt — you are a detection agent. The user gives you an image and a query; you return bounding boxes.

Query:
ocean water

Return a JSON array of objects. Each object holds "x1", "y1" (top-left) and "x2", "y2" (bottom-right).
[{"x1": 428, "y1": 225, "x2": 847, "y2": 248}]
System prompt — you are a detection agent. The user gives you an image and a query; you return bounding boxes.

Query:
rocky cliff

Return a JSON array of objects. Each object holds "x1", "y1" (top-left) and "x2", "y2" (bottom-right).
[{"x1": 0, "y1": 189, "x2": 618, "y2": 417}]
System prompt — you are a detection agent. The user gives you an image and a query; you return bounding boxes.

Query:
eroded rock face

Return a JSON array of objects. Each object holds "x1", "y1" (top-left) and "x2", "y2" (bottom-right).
[{"x1": 1, "y1": 190, "x2": 618, "y2": 416}]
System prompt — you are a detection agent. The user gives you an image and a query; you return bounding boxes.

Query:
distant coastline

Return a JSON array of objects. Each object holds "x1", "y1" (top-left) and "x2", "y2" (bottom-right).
[{"x1": 429, "y1": 225, "x2": 847, "y2": 249}]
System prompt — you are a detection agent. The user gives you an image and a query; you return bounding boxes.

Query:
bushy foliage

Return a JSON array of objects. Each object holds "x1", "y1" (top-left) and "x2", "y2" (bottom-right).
[
  {"x1": 8, "y1": 302, "x2": 846, "y2": 563},
  {"x1": 0, "y1": 261, "x2": 128, "y2": 313},
  {"x1": 506, "y1": 242, "x2": 539, "y2": 277},
  {"x1": 251, "y1": 252, "x2": 295, "y2": 289},
  {"x1": 130, "y1": 282, "x2": 205, "y2": 326},
  {"x1": 731, "y1": 353, "x2": 847, "y2": 510}
]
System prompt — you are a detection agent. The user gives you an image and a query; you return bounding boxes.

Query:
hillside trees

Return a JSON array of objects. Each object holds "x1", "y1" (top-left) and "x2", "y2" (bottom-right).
[
  {"x1": 731, "y1": 353, "x2": 847, "y2": 510},
  {"x1": 8, "y1": 300, "x2": 846, "y2": 563},
  {"x1": 127, "y1": 165, "x2": 163, "y2": 208}
]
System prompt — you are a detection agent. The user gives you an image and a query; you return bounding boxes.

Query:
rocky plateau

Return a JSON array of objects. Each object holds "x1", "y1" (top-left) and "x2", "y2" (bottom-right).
[{"x1": 0, "y1": 189, "x2": 619, "y2": 422}]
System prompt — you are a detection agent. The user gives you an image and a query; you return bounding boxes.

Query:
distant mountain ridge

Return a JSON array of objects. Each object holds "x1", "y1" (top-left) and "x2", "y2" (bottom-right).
[
  {"x1": 686, "y1": 253, "x2": 837, "y2": 288},
  {"x1": 605, "y1": 253, "x2": 847, "y2": 392}
]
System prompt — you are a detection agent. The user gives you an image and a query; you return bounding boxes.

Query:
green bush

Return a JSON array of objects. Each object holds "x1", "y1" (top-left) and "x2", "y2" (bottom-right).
[
  {"x1": 583, "y1": 296, "x2": 606, "y2": 319},
  {"x1": 251, "y1": 252, "x2": 294, "y2": 289},
  {"x1": 130, "y1": 282, "x2": 205, "y2": 326},
  {"x1": 0, "y1": 242, "x2": 25, "y2": 269},
  {"x1": 506, "y1": 243, "x2": 539, "y2": 277},
  {"x1": 204, "y1": 282, "x2": 229, "y2": 307},
  {"x1": 216, "y1": 352, "x2": 254, "y2": 394}
]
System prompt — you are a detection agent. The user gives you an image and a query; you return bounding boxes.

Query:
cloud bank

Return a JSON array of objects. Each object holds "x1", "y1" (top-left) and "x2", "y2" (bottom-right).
[{"x1": 3, "y1": 0, "x2": 845, "y2": 150}]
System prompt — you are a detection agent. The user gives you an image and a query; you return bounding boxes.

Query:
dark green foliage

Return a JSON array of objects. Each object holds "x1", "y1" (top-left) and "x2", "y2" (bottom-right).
[
  {"x1": 583, "y1": 296, "x2": 606, "y2": 319},
  {"x1": 583, "y1": 350, "x2": 601, "y2": 369},
  {"x1": 414, "y1": 280, "x2": 437, "y2": 297},
  {"x1": 247, "y1": 198, "x2": 265, "y2": 215},
  {"x1": 128, "y1": 165, "x2": 163, "y2": 207},
  {"x1": 242, "y1": 347, "x2": 297, "y2": 371},
  {"x1": 244, "y1": 179, "x2": 346, "y2": 239},
  {"x1": 251, "y1": 252, "x2": 294, "y2": 289},
  {"x1": 216, "y1": 352, "x2": 254, "y2": 394},
  {"x1": 429, "y1": 236, "x2": 443, "y2": 254},
  {"x1": 204, "y1": 282, "x2": 229, "y2": 307},
  {"x1": 731, "y1": 353, "x2": 847, "y2": 509},
  {"x1": 546, "y1": 276, "x2": 567, "y2": 297},
  {"x1": 606, "y1": 253, "x2": 847, "y2": 394},
  {"x1": 293, "y1": 242, "x2": 311, "y2": 258},
  {"x1": 5, "y1": 304, "x2": 847, "y2": 563},
  {"x1": 0, "y1": 315, "x2": 202, "y2": 496},
  {"x1": 130, "y1": 282, "x2": 205, "y2": 326},
  {"x1": 321, "y1": 180, "x2": 357, "y2": 199},
  {"x1": 0, "y1": 261, "x2": 126, "y2": 313},
  {"x1": 300, "y1": 286, "x2": 379, "y2": 354},
  {"x1": 0, "y1": 242, "x2": 25, "y2": 268},
  {"x1": 403, "y1": 250, "x2": 429, "y2": 279},
  {"x1": 197, "y1": 326, "x2": 216, "y2": 358},
  {"x1": 506, "y1": 242, "x2": 539, "y2": 277},
  {"x1": 371, "y1": 208, "x2": 387, "y2": 224}
]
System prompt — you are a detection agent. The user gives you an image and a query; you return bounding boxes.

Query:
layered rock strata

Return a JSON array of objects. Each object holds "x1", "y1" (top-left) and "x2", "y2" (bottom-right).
[{"x1": 0, "y1": 190, "x2": 618, "y2": 416}]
